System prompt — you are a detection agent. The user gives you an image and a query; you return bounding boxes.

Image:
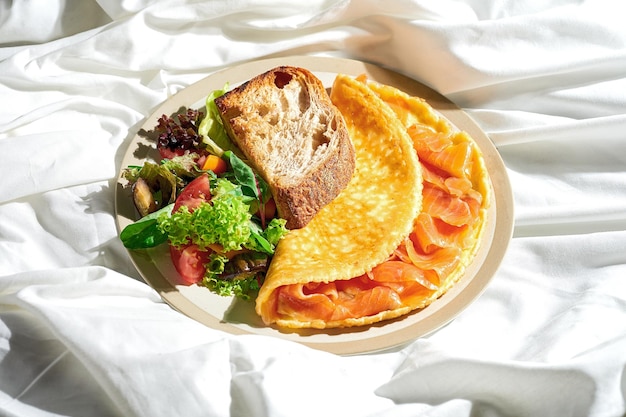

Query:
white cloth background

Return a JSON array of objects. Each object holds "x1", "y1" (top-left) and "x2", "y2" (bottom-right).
[{"x1": 1, "y1": 1, "x2": 626, "y2": 416}]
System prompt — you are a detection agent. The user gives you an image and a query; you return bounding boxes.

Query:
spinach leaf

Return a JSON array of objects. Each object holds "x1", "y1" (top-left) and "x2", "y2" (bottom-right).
[
  {"x1": 120, "y1": 204, "x2": 174, "y2": 249},
  {"x1": 223, "y1": 151, "x2": 263, "y2": 201}
]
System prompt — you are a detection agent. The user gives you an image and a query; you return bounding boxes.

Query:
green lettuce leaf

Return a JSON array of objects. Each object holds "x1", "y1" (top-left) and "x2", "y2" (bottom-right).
[
  {"x1": 204, "y1": 274, "x2": 260, "y2": 300},
  {"x1": 157, "y1": 177, "x2": 253, "y2": 252},
  {"x1": 198, "y1": 83, "x2": 239, "y2": 156},
  {"x1": 246, "y1": 218, "x2": 288, "y2": 254}
]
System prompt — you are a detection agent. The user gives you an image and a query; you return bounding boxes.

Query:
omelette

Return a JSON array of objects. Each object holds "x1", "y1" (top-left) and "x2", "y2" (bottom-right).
[{"x1": 255, "y1": 73, "x2": 491, "y2": 329}]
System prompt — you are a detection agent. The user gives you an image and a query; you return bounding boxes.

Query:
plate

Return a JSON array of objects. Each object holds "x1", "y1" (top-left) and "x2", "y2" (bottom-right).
[{"x1": 115, "y1": 56, "x2": 514, "y2": 355}]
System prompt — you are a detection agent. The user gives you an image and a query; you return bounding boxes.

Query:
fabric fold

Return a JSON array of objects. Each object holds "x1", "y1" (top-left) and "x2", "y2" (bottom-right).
[{"x1": 376, "y1": 335, "x2": 626, "y2": 417}]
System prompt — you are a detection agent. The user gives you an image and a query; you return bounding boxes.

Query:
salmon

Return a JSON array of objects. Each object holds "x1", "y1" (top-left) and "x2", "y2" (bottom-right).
[
  {"x1": 421, "y1": 141, "x2": 472, "y2": 179},
  {"x1": 276, "y1": 284, "x2": 336, "y2": 321},
  {"x1": 400, "y1": 236, "x2": 461, "y2": 281},
  {"x1": 420, "y1": 154, "x2": 482, "y2": 205},
  {"x1": 331, "y1": 285, "x2": 402, "y2": 321},
  {"x1": 445, "y1": 176, "x2": 480, "y2": 200},
  {"x1": 413, "y1": 213, "x2": 472, "y2": 252},
  {"x1": 276, "y1": 277, "x2": 405, "y2": 322},
  {"x1": 422, "y1": 184, "x2": 474, "y2": 227},
  {"x1": 408, "y1": 124, "x2": 449, "y2": 152}
]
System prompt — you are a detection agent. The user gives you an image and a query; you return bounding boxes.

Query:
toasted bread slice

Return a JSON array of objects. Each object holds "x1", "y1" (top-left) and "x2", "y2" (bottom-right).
[{"x1": 215, "y1": 66, "x2": 355, "y2": 229}]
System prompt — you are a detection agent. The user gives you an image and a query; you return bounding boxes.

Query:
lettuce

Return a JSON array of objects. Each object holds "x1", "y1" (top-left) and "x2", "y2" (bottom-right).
[
  {"x1": 264, "y1": 218, "x2": 289, "y2": 247},
  {"x1": 205, "y1": 274, "x2": 260, "y2": 300},
  {"x1": 201, "y1": 252, "x2": 259, "y2": 299},
  {"x1": 158, "y1": 178, "x2": 252, "y2": 252},
  {"x1": 246, "y1": 218, "x2": 288, "y2": 254},
  {"x1": 198, "y1": 83, "x2": 238, "y2": 156},
  {"x1": 160, "y1": 153, "x2": 202, "y2": 179}
]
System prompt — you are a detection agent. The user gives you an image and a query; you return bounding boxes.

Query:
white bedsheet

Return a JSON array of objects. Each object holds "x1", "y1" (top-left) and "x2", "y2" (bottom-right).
[{"x1": 1, "y1": 1, "x2": 625, "y2": 416}]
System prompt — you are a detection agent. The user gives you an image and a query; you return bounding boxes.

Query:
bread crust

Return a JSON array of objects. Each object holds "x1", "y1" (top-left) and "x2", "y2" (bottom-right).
[{"x1": 215, "y1": 66, "x2": 355, "y2": 229}]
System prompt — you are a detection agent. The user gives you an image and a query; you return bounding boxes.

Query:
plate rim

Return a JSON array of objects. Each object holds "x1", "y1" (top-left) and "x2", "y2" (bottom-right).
[{"x1": 115, "y1": 55, "x2": 514, "y2": 355}]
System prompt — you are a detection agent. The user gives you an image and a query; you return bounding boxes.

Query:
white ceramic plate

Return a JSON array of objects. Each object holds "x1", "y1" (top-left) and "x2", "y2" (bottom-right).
[{"x1": 115, "y1": 56, "x2": 514, "y2": 355}]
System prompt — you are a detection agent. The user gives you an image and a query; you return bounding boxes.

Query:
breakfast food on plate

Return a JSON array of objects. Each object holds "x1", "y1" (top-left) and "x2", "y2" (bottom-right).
[
  {"x1": 215, "y1": 66, "x2": 356, "y2": 229},
  {"x1": 255, "y1": 73, "x2": 491, "y2": 329},
  {"x1": 120, "y1": 64, "x2": 491, "y2": 330}
]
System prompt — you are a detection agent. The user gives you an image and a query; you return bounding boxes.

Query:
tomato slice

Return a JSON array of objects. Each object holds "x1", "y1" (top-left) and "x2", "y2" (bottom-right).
[
  {"x1": 173, "y1": 173, "x2": 211, "y2": 213},
  {"x1": 170, "y1": 244, "x2": 211, "y2": 284},
  {"x1": 169, "y1": 174, "x2": 213, "y2": 284}
]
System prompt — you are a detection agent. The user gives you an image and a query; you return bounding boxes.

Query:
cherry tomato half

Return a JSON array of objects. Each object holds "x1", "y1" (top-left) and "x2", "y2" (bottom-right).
[
  {"x1": 173, "y1": 173, "x2": 211, "y2": 213},
  {"x1": 170, "y1": 244, "x2": 211, "y2": 284}
]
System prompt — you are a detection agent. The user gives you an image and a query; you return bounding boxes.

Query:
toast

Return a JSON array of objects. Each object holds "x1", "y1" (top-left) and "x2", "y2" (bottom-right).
[{"x1": 215, "y1": 66, "x2": 355, "y2": 229}]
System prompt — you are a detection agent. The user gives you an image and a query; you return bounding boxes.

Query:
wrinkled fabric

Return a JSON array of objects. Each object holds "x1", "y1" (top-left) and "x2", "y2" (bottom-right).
[{"x1": 1, "y1": 1, "x2": 625, "y2": 416}]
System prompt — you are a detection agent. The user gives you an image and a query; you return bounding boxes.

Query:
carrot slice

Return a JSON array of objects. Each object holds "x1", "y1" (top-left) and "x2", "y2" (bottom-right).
[{"x1": 202, "y1": 154, "x2": 228, "y2": 174}]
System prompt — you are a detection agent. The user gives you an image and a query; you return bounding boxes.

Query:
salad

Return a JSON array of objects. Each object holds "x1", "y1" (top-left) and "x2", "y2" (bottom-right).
[{"x1": 120, "y1": 85, "x2": 289, "y2": 300}]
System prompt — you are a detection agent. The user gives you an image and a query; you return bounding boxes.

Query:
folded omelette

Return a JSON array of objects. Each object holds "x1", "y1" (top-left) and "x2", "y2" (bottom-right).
[{"x1": 255, "y1": 74, "x2": 491, "y2": 329}]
